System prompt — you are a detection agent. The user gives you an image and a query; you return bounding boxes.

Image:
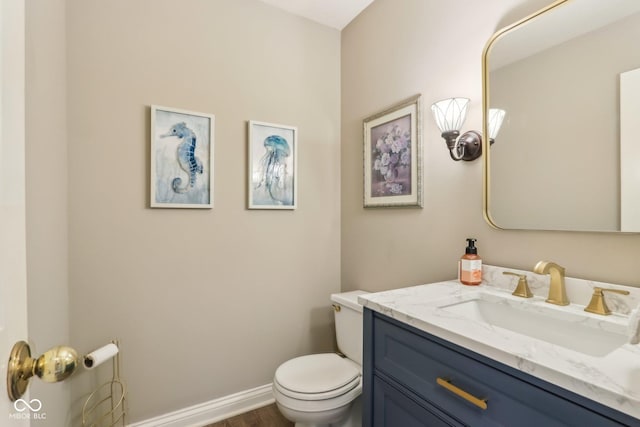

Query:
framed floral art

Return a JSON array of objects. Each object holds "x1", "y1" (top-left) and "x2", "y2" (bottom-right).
[{"x1": 363, "y1": 95, "x2": 423, "y2": 208}]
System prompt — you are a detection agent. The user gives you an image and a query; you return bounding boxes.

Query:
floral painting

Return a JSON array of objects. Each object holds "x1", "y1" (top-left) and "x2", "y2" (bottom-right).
[
  {"x1": 364, "y1": 95, "x2": 423, "y2": 208},
  {"x1": 370, "y1": 115, "x2": 412, "y2": 197}
]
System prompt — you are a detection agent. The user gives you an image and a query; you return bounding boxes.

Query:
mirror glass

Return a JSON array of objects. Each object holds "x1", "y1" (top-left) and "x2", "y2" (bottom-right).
[{"x1": 483, "y1": 0, "x2": 640, "y2": 232}]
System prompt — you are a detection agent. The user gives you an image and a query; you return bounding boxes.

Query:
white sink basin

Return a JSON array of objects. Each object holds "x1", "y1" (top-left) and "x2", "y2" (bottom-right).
[{"x1": 439, "y1": 293, "x2": 629, "y2": 357}]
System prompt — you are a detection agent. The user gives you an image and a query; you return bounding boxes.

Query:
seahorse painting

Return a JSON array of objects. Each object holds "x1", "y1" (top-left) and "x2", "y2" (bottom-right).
[{"x1": 161, "y1": 122, "x2": 203, "y2": 194}]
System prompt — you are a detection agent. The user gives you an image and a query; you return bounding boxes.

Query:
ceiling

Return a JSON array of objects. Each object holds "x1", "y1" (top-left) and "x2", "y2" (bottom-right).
[{"x1": 258, "y1": 0, "x2": 374, "y2": 30}]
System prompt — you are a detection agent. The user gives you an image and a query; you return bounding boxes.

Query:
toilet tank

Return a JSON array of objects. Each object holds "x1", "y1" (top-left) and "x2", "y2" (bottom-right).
[{"x1": 331, "y1": 290, "x2": 369, "y2": 366}]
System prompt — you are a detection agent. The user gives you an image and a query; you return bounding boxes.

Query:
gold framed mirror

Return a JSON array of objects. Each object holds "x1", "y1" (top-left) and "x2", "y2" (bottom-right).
[{"x1": 483, "y1": 0, "x2": 640, "y2": 232}]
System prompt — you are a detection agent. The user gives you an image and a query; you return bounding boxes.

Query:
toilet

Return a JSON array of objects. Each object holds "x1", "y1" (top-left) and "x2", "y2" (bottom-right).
[{"x1": 273, "y1": 290, "x2": 369, "y2": 427}]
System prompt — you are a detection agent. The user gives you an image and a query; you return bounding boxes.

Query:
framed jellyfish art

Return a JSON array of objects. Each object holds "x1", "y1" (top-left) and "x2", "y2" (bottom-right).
[
  {"x1": 150, "y1": 105, "x2": 214, "y2": 208},
  {"x1": 363, "y1": 94, "x2": 423, "y2": 208},
  {"x1": 248, "y1": 120, "x2": 298, "y2": 210}
]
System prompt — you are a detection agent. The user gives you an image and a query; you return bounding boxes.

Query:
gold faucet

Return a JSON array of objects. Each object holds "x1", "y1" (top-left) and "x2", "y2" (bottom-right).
[
  {"x1": 503, "y1": 272, "x2": 533, "y2": 298},
  {"x1": 584, "y1": 287, "x2": 630, "y2": 315},
  {"x1": 533, "y1": 261, "x2": 569, "y2": 306}
]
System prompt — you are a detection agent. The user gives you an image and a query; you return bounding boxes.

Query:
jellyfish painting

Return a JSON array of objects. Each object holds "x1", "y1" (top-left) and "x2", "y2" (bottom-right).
[
  {"x1": 160, "y1": 122, "x2": 203, "y2": 194},
  {"x1": 254, "y1": 135, "x2": 291, "y2": 205}
]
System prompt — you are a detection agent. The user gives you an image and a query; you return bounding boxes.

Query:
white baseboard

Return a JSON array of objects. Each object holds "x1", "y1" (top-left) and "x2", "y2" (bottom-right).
[{"x1": 127, "y1": 383, "x2": 275, "y2": 427}]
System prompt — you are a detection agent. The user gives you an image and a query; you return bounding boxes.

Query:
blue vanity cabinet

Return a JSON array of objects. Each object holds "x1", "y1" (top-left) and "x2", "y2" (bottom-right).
[
  {"x1": 362, "y1": 308, "x2": 640, "y2": 427},
  {"x1": 372, "y1": 375, "x2": 462, "y2": 427}
]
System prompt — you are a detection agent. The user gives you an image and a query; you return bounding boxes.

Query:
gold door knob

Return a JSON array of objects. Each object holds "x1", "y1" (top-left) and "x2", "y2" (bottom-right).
[{"x1": 7, "y1": 341, "x2": 79, "y2": 401}]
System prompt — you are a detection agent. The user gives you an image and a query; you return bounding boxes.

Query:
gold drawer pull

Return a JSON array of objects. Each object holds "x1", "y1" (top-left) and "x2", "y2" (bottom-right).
[{"x1": 436, "y1": 377, "x2": 488, "y2": 410}]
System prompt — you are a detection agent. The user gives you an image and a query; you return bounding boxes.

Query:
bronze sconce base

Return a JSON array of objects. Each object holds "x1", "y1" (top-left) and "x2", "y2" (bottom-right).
[{"x1": 442, "y1": 130, "x2": 482, "y2": 161}]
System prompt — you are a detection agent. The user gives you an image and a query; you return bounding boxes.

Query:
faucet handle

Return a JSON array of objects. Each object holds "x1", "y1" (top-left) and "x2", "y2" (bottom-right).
[
  {"x1": 584, "y1": 287, "x2": 630, "y2": 315},
  {"x1": 503, "y1": 272, "x2": 533, "y2": 298}
]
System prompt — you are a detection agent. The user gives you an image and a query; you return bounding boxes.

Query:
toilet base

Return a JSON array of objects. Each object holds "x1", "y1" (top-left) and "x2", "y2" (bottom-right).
[{"x1": 277, "y1": 396, "x2": 361, "y2": 427}]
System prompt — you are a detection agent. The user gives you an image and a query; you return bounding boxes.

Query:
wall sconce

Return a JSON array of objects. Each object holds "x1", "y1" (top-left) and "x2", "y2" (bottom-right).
[
  {"x1": 7, "y1": 340, "x2": 79, "y2": 401},
  {"x1": 430, "y1": 98, "x2": 505, "y2": 161}
]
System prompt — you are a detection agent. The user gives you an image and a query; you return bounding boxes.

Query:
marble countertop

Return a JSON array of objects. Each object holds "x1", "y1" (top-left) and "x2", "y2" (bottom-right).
[{"x1": 358, "y1": 265, "x2": 640, "y2": 420}]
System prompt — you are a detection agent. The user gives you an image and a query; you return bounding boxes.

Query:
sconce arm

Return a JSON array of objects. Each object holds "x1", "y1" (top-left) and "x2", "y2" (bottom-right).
[{"x1": 442, "y1": 130, "x2": 482, "y2": 161}]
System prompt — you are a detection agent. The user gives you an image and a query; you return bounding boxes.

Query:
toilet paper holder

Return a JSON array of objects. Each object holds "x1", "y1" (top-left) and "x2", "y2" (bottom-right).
[{"x1": 82, "y1": 340, "x2": 127, "y2": 427}]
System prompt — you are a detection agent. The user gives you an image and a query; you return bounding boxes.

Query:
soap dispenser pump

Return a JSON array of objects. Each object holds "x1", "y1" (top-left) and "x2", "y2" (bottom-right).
[{"x1": 460, "y1": 238, "x2": 482, "y2": 286}]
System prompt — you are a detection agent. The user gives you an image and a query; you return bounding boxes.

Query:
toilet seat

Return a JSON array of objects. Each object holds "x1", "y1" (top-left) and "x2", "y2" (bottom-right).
[
  {"x1": 274, "y1": 353, "x2": 361, "y2": 401},
  {"x1": 273, "y1": 380, "x2": 362, "y2": 414}
]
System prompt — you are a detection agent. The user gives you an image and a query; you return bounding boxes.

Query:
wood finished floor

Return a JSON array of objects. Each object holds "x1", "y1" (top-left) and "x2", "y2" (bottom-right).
[{"x1": 205, "y1": 403, "x2": 293, "y2": 427}]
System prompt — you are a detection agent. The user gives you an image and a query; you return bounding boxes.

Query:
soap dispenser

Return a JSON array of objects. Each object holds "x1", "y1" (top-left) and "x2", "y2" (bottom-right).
[{"x1": 460, "y1": 238, "x2": 482, "y2": 286}]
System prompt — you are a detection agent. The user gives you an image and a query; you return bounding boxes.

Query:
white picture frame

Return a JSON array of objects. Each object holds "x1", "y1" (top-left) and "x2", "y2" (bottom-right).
[
  {"x1": 248, "y1": 120, "x2": 297, "y2": 210},
  {"x1": 150, "y1": 105, "x2": 214, "y2": 209}
]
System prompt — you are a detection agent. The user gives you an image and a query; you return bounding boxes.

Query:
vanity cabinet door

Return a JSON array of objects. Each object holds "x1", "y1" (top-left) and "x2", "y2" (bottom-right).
[
  {"x1": 372, "y1": 375, "x2": 463, "y2": 427},
  {"x1": 365, "y1": 310, "x2": 634, "y2": 427}
]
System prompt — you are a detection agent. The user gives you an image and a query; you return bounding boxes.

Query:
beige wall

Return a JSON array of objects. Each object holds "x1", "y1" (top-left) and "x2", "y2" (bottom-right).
[
  {"x1": 25, "y1": 0, "x2": 71, "y2": 425},
  {"x1": 341, "y1": 0, "x2": 640, "y2": 293},
  {"x1": 65, "y1": 0, "x2": 340, "y2": 423}
]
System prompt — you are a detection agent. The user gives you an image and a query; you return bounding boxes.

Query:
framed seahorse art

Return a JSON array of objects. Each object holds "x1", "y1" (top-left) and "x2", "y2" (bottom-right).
[
  {"x1": 150, "y1": 105, "x2": 214, "y2": 208},
  {"x1": 248, "y1": 120, "x2": 298, "y2": 210}
]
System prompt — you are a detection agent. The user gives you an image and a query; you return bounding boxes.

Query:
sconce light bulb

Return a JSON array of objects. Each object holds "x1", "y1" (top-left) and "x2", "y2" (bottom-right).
[
  {"x1": 431, "y1": 98, "x2": 470, "y2": 133},
  {"x1": 488, "y1": 108, "x2": 506, "y2": 140}
]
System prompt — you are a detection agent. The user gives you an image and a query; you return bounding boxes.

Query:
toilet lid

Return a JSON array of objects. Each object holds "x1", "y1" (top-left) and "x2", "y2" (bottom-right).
[{"x1": 274, "y1": 353, "x2": 360, "y2": 397}]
